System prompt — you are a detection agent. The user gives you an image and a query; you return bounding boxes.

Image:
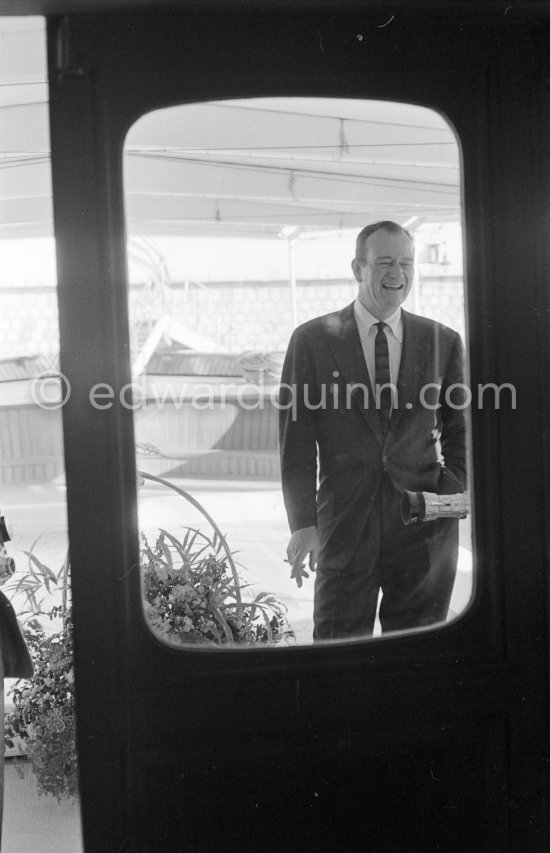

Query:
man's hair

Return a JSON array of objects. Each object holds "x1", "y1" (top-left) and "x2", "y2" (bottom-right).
[{"x1": 355, "y1": 220, "x2": 414, "y2": 263}]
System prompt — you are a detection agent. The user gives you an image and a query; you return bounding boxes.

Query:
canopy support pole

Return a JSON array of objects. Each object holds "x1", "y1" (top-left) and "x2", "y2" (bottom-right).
[{"x1": 288, "y1": 237, "x2": 297, "y2": 328}]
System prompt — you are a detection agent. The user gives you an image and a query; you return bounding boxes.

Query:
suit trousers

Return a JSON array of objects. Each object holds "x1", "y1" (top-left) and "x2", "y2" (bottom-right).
[{"x1": 312, "y1": 473, "x2": 459, "y2": 640}]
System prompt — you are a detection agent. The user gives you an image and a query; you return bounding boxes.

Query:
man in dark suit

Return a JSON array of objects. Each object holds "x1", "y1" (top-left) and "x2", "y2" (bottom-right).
[{"x1": 279, "y1": 221, "x2": 467, "y2": 640}]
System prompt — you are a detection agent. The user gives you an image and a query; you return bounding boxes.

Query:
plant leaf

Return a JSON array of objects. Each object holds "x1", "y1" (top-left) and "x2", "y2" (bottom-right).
[{"x1": 22, "y1": 551, "x2": 57, "y2": 585}]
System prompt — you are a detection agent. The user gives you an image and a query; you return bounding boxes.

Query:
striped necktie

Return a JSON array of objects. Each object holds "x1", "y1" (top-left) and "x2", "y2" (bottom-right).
[{"x1": 374, "y1": 321, "x2": 392, "y2": 434}]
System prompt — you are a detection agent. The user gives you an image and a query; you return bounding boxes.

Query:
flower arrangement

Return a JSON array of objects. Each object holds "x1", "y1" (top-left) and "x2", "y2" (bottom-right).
[{"x1": 142, "y1": 527, "x2": 291, "y2": 646}]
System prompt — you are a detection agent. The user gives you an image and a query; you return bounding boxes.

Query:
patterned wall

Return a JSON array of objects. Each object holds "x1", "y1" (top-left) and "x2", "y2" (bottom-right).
[
  {"x1": 415, "y1": 275, "x2": 465, "y2": 342},
  {"x1": 173, "y1": 276, "x2": 465, "y2": 352},
  {"x1": 0, "y1": 275, "x2": 465, "y2": 362},
  {"x1": 0, "y1": 288, "x2": 60, "y2": 360}
]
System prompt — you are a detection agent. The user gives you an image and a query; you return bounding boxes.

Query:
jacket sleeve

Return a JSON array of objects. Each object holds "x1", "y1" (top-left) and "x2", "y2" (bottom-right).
[
  {"x1": 438, "y1": 332, "x2": 467, "y2": 493},
  {"x1": 278, "y1": 328, "x2": 319, "y2": 532}
]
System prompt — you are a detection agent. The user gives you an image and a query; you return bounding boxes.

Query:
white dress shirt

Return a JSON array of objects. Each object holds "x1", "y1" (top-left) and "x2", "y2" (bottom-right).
[{"x1": 353, "y1": 299, "x2": 403, "y2": 408}]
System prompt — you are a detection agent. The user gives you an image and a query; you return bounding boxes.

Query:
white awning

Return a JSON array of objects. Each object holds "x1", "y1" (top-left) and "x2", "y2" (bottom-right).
[{"x1": 0, "y1": 19, "x2": 461, "y2": 240}]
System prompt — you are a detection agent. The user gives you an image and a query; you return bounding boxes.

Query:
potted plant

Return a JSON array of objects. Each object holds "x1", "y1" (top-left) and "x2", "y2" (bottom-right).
[{"x1": 4, "y1": 549, "x2": 77, "y2": 802}]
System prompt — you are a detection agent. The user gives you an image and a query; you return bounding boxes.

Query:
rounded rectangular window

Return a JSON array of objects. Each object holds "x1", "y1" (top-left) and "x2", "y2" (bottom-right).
[{"x1": 123, "y1": 97, "x2": 472, "y2": 648}]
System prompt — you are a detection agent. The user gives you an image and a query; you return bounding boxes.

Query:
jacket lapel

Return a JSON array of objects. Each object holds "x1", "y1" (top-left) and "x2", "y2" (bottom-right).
[
  {"x1": 390, "y1": 309, "x2": 431, "y2": 434},
  {"x1": 323, "y1": 306, "x2": 434, "y2": 443},
  {"x1": 324, "y1": 302, "x2": 384, "y2": 445}
]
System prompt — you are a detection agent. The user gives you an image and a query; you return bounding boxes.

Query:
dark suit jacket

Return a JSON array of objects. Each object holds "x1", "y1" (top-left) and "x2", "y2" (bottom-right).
[
  {"x1": 279, "y1": 303, "x2": 467, "y2": 570},
  {"x1": 0, "y1": 590, "x2": 33, "y2": 679}
]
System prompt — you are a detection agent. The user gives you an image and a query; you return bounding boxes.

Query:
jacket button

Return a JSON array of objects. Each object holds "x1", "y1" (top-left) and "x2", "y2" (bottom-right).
[{"x1": 382, "y1": 455, "x2": 388, "y2": 463}]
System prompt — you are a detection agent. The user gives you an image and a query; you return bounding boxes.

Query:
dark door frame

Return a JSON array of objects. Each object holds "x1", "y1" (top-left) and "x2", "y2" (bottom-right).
[{"x1": 46, "y1": 8, "x2": 550, "y2": 850}]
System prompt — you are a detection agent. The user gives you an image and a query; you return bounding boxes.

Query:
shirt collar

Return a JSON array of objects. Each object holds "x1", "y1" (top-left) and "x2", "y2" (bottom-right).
[{"x1": 353, "y1": 299, "x2": 403, "y2": 343}]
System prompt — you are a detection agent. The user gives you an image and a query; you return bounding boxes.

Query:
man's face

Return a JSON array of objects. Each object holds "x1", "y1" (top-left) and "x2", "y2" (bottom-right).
[{"x1": 351, "y1": 228, "x2": 414, "y2": 320}]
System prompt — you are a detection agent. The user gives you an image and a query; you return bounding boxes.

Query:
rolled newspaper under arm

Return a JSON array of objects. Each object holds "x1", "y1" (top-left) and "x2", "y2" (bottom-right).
[{"x1": 401, "y1": 490, "x2": 471, "y2": 524}]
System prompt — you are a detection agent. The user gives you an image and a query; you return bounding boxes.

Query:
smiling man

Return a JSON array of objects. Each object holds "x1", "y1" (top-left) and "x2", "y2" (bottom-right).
[{"x1": 279, "y1": 221, "x2": 467, "y2": 640}]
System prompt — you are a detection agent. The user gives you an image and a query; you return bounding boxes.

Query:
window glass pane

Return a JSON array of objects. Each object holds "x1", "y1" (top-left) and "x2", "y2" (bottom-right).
[
  {"x1": 124, "y1": 97, "x2": 472, "y2": 648},
  {"x1": 0, "y1": 17, "x2": 82, "y2": 844}
]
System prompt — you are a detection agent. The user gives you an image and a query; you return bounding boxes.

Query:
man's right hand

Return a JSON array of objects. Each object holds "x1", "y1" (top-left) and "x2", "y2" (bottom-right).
[{"x1": 286, "y1": 526, "x2": 320, "y2": 588}]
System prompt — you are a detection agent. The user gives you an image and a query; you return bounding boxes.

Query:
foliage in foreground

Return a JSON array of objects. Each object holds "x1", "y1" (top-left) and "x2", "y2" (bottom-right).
[
  {"x1": 142, "y1": 527, "x2": 292, "y2": 647},
  {"x1": 4, "y1": 549, "x2": 77, "y2": 802},
  {"x1": 4, "y1": 523, "x2": 293, "y2": 801}
]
